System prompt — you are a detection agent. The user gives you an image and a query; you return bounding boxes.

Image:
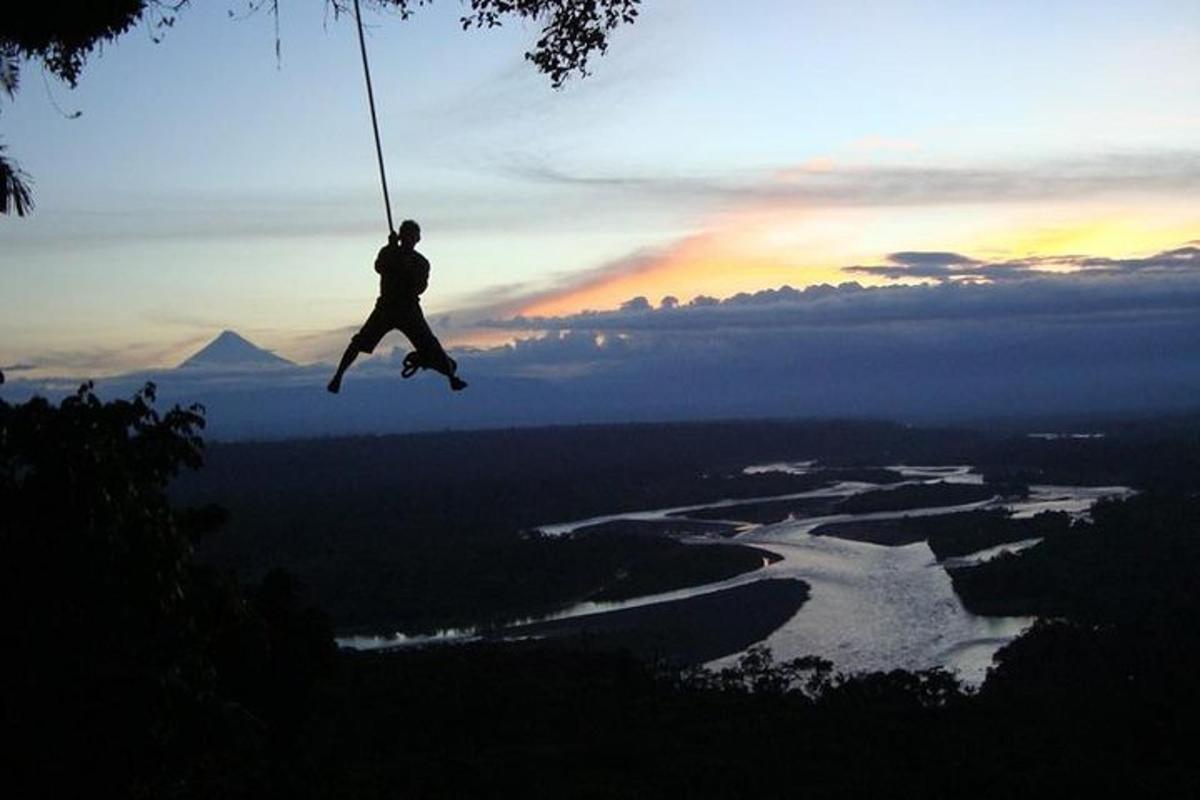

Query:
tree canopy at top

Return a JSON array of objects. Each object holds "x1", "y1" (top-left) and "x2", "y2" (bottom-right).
[{"x1": 0, "y1": 0, "x2": 642, "y2": 215}]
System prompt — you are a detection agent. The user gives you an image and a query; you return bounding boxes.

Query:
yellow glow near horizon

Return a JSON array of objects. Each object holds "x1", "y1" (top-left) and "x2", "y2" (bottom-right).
[
  {"x1": 972, "y1": 216, "x2": 1199, "y2": 262},
  {"x1": 516, "y1": 200, "x2": 1200, "y2": 317}
]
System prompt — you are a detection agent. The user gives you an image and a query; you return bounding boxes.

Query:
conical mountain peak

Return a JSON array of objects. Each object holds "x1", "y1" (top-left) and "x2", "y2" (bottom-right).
[{"x1": 178, "y1": 330, "x2": 294, "y2": 370}]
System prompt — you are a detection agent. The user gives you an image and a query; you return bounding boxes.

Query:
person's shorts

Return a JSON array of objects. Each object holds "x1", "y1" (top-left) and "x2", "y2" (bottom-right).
[{"x1": 350, "y1": 299, "x2": 441, "y2": 356}]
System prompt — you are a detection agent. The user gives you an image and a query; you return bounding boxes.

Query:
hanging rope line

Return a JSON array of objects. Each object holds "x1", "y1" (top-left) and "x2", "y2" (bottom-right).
[{"x1": 352, "y1": 0, "x2": 395, "y2": 235}]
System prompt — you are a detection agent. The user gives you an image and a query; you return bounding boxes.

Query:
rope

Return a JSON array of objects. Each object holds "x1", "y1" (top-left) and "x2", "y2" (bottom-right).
[{"x1": 352, "y1": 0, "x2": 395, "y2": 235}]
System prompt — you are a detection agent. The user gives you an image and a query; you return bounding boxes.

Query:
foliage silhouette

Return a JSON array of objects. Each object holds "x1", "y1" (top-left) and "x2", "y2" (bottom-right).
[
  {"x1": 1, "y1": 384, "x2": 336, "y2": 798},
  {"x1": 0, "y1": 141, "x2": 33, "y2": 214}
]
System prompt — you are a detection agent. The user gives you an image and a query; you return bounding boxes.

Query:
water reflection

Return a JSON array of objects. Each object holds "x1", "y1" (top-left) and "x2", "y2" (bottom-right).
[
  {"x1": 716, "y1": 525, "x2": 1033, "y2": 683},
  {"x1": 340, "y1": 464, "x2": 1132, "y2": 684}
]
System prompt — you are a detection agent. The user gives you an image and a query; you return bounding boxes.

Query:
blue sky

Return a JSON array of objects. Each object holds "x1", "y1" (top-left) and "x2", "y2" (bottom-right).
[{"x1": 2, "y1": 0, "x2": 1199, "y2": 376}]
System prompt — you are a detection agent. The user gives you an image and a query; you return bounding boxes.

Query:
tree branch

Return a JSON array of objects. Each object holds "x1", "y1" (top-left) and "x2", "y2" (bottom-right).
[
  {"x1": 330, "y1": 0, "x2": 641, "y2": 87},
  {"x1": 0, "y1": 145, "x2": 34, "y2": 216}
]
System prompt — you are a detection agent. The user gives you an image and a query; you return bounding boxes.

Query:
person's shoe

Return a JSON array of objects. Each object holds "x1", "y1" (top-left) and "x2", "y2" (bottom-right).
[
  {"x1": 450, "y1": 376, "x2": 468, "y2": 392},
  {"x1": 327, "y1": 376, "x2": 342, "y2": 394}
]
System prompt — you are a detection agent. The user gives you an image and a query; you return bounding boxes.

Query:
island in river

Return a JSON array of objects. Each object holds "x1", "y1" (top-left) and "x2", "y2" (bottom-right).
[{"x1": 810, "y1": 508, "x2": 1072, "y2": 559}]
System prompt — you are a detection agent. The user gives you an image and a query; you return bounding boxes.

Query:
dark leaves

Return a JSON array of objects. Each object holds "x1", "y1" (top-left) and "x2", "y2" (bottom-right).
[
  {"x1": 366, "y1": 0, "x2": 643, "y2": 87},
  {"x1": 0, "y1": 1, "x2": 152, "y2": 87},
  {"x1": 0, "y1": 43, "x2": 19, "y2": 97},
  {"x1": 461, "y1": 0, "x2": 642, "y2": 87},
  {"x1": 0, "y1": 143, "x2": 34, "y2": 216}
]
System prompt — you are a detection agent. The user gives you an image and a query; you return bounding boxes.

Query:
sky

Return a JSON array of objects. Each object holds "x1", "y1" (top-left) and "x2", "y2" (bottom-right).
[{"x1": 2, "y1": 0, "x2": 1200, "y2": 379}]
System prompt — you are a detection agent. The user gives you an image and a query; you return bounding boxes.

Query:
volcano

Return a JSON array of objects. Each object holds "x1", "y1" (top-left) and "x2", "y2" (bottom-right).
[{"x1": 177, "y1": 330, "x2": 294, "y2": 370}]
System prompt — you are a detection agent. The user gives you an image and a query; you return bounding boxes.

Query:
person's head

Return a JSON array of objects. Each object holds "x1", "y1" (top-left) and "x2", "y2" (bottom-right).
[{"x1": 398, "y1": 219, "x2": 421, "y2": 247}]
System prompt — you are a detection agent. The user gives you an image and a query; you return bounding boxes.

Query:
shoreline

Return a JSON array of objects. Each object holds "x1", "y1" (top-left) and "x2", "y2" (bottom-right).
[{"x1": 489, "y1": 578, "x2": 812, "y2": 666}]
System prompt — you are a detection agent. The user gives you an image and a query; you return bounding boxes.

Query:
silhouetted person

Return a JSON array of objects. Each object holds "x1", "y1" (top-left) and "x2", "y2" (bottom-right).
[{"x1": 328, "y1": 220, "x2": 467, "y2": 394}]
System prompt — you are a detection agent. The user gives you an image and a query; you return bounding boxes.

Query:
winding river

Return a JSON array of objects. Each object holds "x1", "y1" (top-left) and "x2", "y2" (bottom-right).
[{"x1": 339, "y1": 464, "x2": 1133, "y2": 684}]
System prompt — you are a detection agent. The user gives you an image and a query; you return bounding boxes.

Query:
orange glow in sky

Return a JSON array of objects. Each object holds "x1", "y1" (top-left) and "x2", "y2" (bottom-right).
[
  {"x1": 517, "y1": 200, "x2": 1200, "y2": 318},
  {"x1": 519, "y1": 232, "x2": 852, "y2": 318}
]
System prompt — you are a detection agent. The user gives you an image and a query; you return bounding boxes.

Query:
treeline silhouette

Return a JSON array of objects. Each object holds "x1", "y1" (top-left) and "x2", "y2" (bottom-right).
[
  {"x1": 2, "y1": 385, "x2": 337, "y2": 798},
  {"x1": 950, "y1": 492, "x2": 1200, "y2": 620},
  {"x1": 6, "y1": 386, "x2": 1200, "y2": 797}
]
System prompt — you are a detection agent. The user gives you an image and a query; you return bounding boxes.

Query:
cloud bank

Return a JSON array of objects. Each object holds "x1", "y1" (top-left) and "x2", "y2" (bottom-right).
[
  {"x1": 487, "y1": 245, "x2": 1200, "y2": 332},
  {"x1": 846, "y1": 244, "x2": 1200, "y2": 283}
]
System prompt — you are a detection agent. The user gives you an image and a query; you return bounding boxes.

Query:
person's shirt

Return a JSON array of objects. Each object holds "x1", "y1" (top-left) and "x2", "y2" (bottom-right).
[{"x1": 374, "y1": 243, "x2": 430, "y2": 306}]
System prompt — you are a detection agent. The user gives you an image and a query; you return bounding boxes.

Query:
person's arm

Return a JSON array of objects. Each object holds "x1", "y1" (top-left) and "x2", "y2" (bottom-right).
[
  {"x1": 414, "y1": 254, "x2": 430, "y2": 296},
  {"x1": 375, "y1": 234, "x2": 399, "y2": 275}
]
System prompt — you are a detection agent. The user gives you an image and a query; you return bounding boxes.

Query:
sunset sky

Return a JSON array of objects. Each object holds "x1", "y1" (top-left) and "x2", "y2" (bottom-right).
[{"x1": 2, "y1": 0, "x2": 1199, "y2": 376}]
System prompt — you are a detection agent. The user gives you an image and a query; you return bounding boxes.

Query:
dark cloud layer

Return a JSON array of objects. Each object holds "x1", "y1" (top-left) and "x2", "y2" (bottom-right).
[{"x1": 847, "y1": 245, "x2": 1200, "y2": 283}]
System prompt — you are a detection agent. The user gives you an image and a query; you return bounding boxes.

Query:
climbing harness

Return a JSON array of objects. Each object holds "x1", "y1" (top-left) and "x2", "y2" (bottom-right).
[
  {"x1": 400, "y1": 351, "x2": 422, "y2": 379},
  {"x1": 401, "y1": 351, "x2": 458, "y2": 379},
  {"x1": 353, "y1": 0, "x2": 395, "y2": 235}
]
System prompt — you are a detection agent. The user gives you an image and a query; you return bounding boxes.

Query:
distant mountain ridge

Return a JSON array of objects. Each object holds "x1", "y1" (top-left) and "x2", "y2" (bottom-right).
[{"x1": 178, "y1": 330, "x2": 294, "y2": 370}]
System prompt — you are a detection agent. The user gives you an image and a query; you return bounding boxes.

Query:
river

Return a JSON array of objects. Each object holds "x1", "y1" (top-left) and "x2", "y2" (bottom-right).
[{"x1": 339, "y1": 464, "x2": 1133, "y2": 684}]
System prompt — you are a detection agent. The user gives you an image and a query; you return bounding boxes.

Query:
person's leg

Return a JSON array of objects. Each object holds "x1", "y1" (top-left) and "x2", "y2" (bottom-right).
[
  {"x1": 326, "y1": 345, "x2": 359, "y2": 394},
  {"x1": 399, "y1": 307, "x2": 467, "y2": 391},
  {"x1": 328, "y1": 306, "x2": 391, "y2": 394}
]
